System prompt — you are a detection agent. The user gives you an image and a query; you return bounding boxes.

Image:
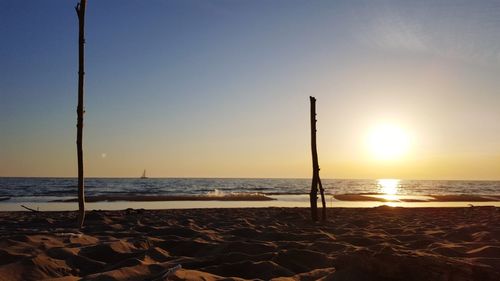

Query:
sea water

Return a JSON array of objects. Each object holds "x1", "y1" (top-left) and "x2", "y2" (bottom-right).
[{"x1": 1, "y1": 177, "x2": 499, "y2": 203}]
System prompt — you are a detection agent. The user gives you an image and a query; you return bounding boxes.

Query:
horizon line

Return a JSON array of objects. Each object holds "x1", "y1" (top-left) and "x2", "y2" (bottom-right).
[{"x1": 1, "y1": 176, "x2": 499, "y2": 182}]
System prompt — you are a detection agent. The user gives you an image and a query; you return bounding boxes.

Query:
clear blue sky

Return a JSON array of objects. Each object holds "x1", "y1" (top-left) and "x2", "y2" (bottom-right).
[{"x1": 1, "y1": 0, "x2": 500, "y2": 179}]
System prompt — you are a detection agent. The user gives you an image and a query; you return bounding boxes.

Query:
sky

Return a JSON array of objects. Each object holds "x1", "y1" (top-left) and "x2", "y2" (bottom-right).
[{"x1": 1, "y1": 0, "x2": 500, "y2": 180}]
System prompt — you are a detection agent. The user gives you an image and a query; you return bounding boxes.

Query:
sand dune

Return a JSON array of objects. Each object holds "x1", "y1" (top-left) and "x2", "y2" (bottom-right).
[{"x1": 0, "y1": 207, "x2": 499, "y2": 280}]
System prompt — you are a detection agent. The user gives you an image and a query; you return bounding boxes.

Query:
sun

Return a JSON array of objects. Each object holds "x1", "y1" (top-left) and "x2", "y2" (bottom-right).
[{"x1": 367, "y1": 123, "x2": 410, "y2": 161}]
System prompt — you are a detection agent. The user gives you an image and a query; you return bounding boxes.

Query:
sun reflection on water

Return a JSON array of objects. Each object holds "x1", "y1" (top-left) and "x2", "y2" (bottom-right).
[{"x1": 377, "y1": 179, "x2": 400, "y2": 201}]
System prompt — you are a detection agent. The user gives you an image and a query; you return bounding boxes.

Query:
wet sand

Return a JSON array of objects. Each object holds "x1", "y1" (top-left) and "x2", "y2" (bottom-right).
[
  {"x1": 334, "y1": 194, "x2": 500, "y2": 202},
  {"x1": 0, "y1": 207, "x2": 499, "y2": 280}
]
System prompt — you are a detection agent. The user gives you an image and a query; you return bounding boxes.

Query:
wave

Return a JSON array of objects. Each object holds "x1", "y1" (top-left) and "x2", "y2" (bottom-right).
[
  {"x1": 51, "y1": 190, "x2": 275, "y2": 203},
  {"x1": 205, "y1": 188, "x2": 267, "y2": 198}
]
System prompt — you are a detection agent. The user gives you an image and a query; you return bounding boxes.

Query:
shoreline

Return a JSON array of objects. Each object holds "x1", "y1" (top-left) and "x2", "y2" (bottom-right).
[
  {"x1": 0, "y1": 192, "x2": 499, "y2": 212},
  {"x1": 1, "y1": 197, "x2": 500, "y2": 212},
  {"x1": 0, "y1": 207, "x2": 498, "y2": 280}
]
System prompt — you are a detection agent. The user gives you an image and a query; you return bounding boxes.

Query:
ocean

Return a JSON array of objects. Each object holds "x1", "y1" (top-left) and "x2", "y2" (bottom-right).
[{"x1": 1, "y1": 177, "x2": 499, "y2": 203}]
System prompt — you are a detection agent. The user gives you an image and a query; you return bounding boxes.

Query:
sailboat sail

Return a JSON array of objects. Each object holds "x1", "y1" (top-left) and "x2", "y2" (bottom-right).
[{"x1": 140, "y1": 169, "x2": 147, "y2": 179}]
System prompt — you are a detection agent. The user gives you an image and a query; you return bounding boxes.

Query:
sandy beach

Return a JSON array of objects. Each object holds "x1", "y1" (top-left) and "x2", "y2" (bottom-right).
[{"x1": 0, "y1": 206, "x2": 498, "y2": 281}]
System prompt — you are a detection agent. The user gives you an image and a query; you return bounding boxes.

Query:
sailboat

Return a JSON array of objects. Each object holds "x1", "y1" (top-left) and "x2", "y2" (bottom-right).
[{"x1": 140, "y1": 169, "x2": 148, "y2": 179}]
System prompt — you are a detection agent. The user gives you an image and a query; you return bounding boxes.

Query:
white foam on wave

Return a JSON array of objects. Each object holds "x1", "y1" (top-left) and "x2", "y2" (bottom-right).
[
  {"x1": 206, "y1": 189, "x2": 226, "y2": 197},
  {"x1": 205, "y1": 189, "x2": 264, "y2": 198}
]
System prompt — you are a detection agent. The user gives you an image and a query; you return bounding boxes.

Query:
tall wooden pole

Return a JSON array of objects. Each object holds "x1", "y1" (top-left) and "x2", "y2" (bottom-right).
[
  {"x1": 76, "y1": 0, "x2": 87, "y2": 229},
  {"x1": 310, "y1": 96, "x2": 326, "y2": 221},
  {"x1": 318, "y1": 177, "x2": 326, "y2": 221},
  {"x1": 310, "y1": 97, "x2": 319, "y2": 221}
]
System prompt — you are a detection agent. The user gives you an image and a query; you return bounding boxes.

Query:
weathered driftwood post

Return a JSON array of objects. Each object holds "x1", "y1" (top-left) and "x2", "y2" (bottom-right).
[
  {"x1": 75, "y1": 0, "x2": 87, "y2": 229},
  {"x1": 309, "y1": 97, "x2": 326, "y2": 221},
  {"x1": 319, "y1": 176, "x2": 326, "y2": 220}
]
